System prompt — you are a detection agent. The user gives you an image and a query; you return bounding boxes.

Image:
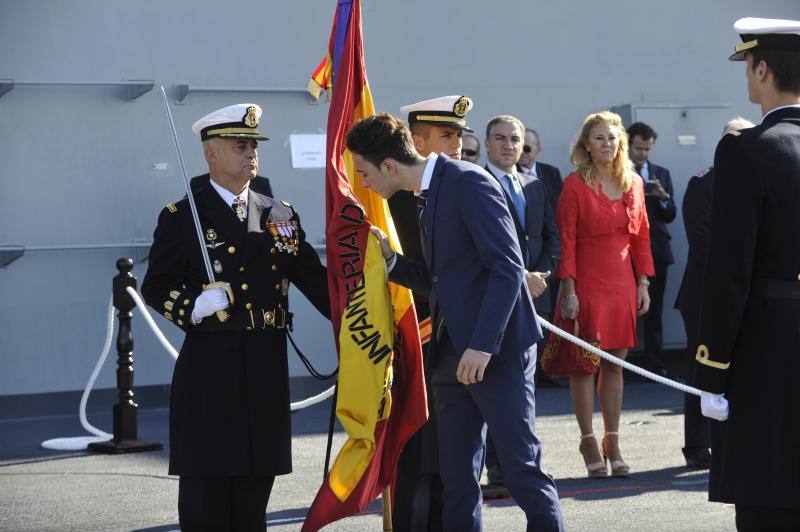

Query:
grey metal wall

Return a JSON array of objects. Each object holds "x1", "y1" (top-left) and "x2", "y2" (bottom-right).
[{"x1": 2, "y1": 0, "x2": 798, "y2": 396}]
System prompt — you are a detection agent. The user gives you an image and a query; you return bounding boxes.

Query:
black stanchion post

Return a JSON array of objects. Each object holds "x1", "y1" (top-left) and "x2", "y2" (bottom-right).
[{"x1": 88, "y1": 258, "x2": 163, "y2": 454}]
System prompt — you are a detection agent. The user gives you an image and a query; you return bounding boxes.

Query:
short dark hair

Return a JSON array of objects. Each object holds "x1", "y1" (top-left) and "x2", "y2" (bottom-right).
[
  {"x1": 627, "y1": 122, "x2": 657, "y2": 144},
  {"x1": 346, "y1": 113, "x2": 419, "y2": 168},
  {"x1": 749, "y1": 49, "x2": 800, "y2": 95},
  {"x1": 525, "y1": 128, "x2": 540, "y2": 145}
]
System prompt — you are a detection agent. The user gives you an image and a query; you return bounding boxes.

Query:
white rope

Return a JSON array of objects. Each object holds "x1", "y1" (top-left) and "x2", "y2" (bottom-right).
[
  {"x1": 126, "y1": 287, "x2": 178, "y2": 360},
  {"x1": 126, "y1": 287, "x2": 336, "y2": 410},
  {"x1": 537, "y1": 316, "x2": 703, "y2": 397},
  {"x1": 41, "y1": 297, "x2": 115, "y2": 450},
  {"x1": 42, "y1": 289, "x2": 336, "y2": 452}
]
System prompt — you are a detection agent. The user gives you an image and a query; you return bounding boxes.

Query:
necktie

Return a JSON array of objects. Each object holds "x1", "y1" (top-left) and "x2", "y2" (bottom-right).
[
  {"x1": 416, "y1": 191, "x2": 429, "y2": 259},
  {"x1": 504, "y1": 174, "x2": 526, "y2": 223},
  {"x1": 634, "y1": 164, "x2": 642, "y2": 175},
  {"x1": 416, "y1": 190, "x2": 444, "y2": 342},
  {"x1": 232, "y1": 197, "x2": 246, "y2": 222}
]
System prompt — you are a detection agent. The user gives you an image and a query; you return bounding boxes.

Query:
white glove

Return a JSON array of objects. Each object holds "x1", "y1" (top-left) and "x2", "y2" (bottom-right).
[
  {"x1": 190, "y1": 288, "x2": 229, "y2": 324},
  {"x1": 700, "y1": 391, "x2": 729, "y2": 422}
]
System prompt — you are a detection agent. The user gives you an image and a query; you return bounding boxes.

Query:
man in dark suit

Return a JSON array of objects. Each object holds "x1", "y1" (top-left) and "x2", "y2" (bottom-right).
[
  {"x1": 627, "y1": 121, "x2": 676, "y2": 376},
  {"x1": 389, "y1": 95, "x2": 476, "y2": 532},
  {"x1": 518, "y1": 128, "x2": 563, "y2": 211},
  {"x1": 694, "y1": 18, "x2": 800, "y2": 530},
  {"x1": 142, "y1": 103, "x2": 330, "y2": 530},
  {"x1": 675, "y1": 117, "x2": 753, "y2": 470},
  {"x1": 191, "y1": 172, "x2": 273, "y2": 197},
  {"x1": 481, "y1": 115, "x2": 560, "y2": 493},
  {"x1": 518, "y1": 128, "x2": 563, "y2": 314},
  {"x1": 347, "y1": 113, "x2": 563, "y2": 532}
]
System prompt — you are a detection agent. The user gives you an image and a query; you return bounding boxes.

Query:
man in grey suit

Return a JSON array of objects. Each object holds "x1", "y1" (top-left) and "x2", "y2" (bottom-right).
[{"x1": 482, "y1": 115, "x2": 560, "y2": 492}]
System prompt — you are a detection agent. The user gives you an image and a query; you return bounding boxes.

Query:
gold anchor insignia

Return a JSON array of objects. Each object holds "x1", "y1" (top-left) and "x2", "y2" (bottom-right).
[
  {"x1": 243, "y1": 106, "x2": 259, "y2": 127},
  {"x1": 453, "y1": 96, "x2": 471, "y2": 118}
]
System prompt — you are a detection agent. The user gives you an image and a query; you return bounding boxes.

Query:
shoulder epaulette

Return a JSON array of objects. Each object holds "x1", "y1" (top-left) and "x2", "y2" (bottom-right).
[
  {"x1": 725, "y1": 130, "x2": 742, "y2": 137},
  {"x1": 166, "y1": 203, "x2": 177, "y2": 213}
]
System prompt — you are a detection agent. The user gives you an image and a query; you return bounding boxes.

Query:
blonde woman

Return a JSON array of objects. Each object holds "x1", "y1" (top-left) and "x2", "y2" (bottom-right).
[{"x1": 553, "y1": 111, "x2": 654, "y2": 477}]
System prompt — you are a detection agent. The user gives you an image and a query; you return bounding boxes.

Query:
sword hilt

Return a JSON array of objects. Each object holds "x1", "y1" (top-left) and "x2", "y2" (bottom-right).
[{"x1": 203, "y1": 281, "x2": 234, "y2": 323}]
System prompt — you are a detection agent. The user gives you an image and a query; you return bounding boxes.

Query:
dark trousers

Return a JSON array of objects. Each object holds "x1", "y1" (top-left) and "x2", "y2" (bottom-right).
[
  {"x1": 644, "y1": 261, "x2": 668, "y2": 366},
  {"x1": 393, "y1": 425, "x2": 444, "y2": 532},
  {"x1": 735, "y1": 504, "x2": 800, "y2": 531},
  {"x1": 178, "y1": 475, "x2": 274, "y2": 531},
  {"x1": 680, "y1": 311, "x2": 710, "y2": 452},
  {"x1": 432, "y1": 336, "x2": 563, "y2": 532}
]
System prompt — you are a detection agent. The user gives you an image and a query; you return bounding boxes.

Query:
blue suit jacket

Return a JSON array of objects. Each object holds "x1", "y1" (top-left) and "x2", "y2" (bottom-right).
[{"x1": 390, "y1": 155, "x2": 542, "y2": 358}]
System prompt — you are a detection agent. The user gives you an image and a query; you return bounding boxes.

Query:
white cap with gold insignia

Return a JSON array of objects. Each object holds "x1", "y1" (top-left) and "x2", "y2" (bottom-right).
[
  {"x1": 730, "y1": 17, "x2": 800, "y2": 61},
  {"x1": 400, "y1": 95, "x2": 474, "y2": 132},
  {"x1": 192, "y1": 103, "x2": 269, "y2": 141}
]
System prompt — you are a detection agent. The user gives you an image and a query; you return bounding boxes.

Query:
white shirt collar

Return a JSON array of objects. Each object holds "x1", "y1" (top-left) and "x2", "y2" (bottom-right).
[
  {"x1": 762, "y1": 104, "x2": 800, "y2": 122},
  {"x1": 486, "y1": 161, "x2": 519, "y2": 181},
  {"x1": 415, "y1": 154, "x2": 439, "y2": 195},
  {"x1": 209, "y1": 178, "x2": 249, "y2": 210}
]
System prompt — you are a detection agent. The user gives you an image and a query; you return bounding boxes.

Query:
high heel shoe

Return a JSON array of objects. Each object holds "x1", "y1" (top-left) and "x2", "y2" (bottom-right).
[
  {"x1": 601, "y1": 432, "x2": 630, "y2": 477},
  {"x1": 579, "y1": 433, "x2": 608, "y2": 478}
]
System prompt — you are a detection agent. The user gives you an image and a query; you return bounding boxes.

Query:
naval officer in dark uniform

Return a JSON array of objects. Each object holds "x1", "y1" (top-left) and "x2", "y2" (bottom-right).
[
  {"x1": 142, "y1": 103, "x2": 330, "y2": 531},
  {"x1": 389, "y1": 95, "x2": 475, "y2": 532},
  {"x1": 694, "y1": 17, "x2": 800, "y2": 530}
]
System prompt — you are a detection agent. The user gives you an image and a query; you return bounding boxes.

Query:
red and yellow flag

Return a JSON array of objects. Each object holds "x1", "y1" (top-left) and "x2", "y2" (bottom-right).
[{"x1": 302, "y1": 1, "x2": 428, "y2": 530}]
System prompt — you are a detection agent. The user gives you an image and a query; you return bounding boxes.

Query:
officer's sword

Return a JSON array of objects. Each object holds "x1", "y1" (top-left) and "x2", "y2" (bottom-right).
[{"x1": 159, "y1": 86, "x2": 233, "y2": 322}]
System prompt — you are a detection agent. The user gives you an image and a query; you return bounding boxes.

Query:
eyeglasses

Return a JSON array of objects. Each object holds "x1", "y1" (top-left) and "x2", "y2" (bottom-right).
[
  {"x1": 461, "y1": 149, "x2": 478, "y2": 157},
  {"x1": 522, "y1": 145, "x2": 533, "y2": 153}
]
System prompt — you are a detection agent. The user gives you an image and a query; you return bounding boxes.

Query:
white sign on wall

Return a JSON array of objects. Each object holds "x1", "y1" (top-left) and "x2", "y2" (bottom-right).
[{"x1": 290, "y1": 134, "x2": 327, "y2": 168}]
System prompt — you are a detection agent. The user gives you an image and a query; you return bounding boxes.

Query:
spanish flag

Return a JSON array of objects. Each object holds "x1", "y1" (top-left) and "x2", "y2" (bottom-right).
[{"x1": 302, "y1": 1, "x2": 428, "y2": 530}]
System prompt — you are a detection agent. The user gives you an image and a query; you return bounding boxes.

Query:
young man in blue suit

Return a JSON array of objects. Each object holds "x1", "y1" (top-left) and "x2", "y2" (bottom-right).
[{"x1": 346, "y1": 113, "x2": 563, "y2": 532}]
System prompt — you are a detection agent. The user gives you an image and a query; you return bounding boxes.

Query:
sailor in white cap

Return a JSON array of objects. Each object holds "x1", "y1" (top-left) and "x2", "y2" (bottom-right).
[
  {"x1": 694, "y1": 17, "x2": 800, "y2": 530},
  {"x1": 388, "y1": 94, "x2": 473, "y2": 531},
  {"x1": 189, "y1": 103, "x2": 273, "y2": 197},
  {"x1": 142, "y1": 103, "x2": 330, "y2": 529}
]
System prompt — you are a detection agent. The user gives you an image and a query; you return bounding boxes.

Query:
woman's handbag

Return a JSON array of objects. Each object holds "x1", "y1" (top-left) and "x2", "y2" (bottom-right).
[{"x1": 540, "y1": 318, "x2": 601, "y2": 377}]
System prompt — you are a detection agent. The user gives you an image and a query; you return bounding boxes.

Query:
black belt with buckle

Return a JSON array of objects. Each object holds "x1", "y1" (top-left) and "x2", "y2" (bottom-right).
[
  {"x1": 752, "y1": 278, "x2": 800, "y2": 299},
  {"x1": 219, "y1": 307, "x2": 294, "y2": 332}
]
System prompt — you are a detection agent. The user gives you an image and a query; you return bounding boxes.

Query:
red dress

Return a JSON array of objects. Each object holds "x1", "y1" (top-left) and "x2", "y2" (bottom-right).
[{"x1": 554, "y1": 173, "x2": 655, "y2": 350}]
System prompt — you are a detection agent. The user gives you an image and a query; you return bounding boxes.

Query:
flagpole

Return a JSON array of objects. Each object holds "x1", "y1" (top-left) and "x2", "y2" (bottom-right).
[{"x1": 382, "y1": 486, "x2": 392, "y2": 531}]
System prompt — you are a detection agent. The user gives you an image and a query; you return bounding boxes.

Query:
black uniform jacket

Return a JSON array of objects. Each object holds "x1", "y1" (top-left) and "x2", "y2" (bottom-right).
[
  {"x1": 642, "y1": 162, "x2": 677, "y2": 265},
  {"x1": 694, "y1": 106, "x2": 800, "y2": 509},
  {"x1": 142, "y1": 185, "x2": 329, "y2": 477},
  {"x1": 674, "y1": 167, "x2": 713, "y2": 320}
]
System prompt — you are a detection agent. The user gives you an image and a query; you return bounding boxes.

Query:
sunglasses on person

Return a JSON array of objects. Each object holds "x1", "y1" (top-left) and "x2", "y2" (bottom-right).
[
  {"x1": 522, "y1": 145, "x2": 533, "y2": 153},
  {"x1": 461, "y1": 149, "x2": 478, "y2": 157}
]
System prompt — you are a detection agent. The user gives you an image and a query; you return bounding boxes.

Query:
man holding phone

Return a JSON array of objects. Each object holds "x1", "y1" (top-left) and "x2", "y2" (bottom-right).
[{"x1": 627, "y1": 122, "x2": 676, "y2": 378}]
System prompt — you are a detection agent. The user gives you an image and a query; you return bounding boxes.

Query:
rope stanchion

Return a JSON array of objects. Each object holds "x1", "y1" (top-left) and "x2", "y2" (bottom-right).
[{"x1": 537, "y1": 316, "x2": 703, "y2": 397}]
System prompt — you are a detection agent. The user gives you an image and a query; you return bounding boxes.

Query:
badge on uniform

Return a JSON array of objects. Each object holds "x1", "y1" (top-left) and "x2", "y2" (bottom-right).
[
  {"x1": 205, "y1": 228, "x2": 226, "y2": 250},
  {"x1": 268, "y1": 221, "x2": 299, "y2": 255}
]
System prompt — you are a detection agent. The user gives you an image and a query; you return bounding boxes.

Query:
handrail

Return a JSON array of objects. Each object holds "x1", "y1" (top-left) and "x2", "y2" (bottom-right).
[
  {"x1": 0, "y1": 242, "x2": 326, "y2": 267},
  {"x1": 0, "y1": 79, "x2": 154, "y2": 100},
  {"x1": 174, "y1": 84, "x2": 315, "y2": 104}
]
